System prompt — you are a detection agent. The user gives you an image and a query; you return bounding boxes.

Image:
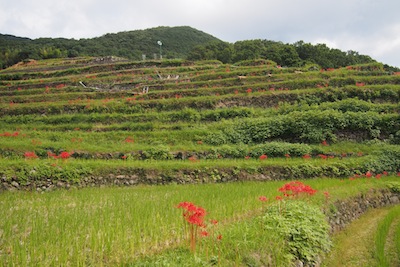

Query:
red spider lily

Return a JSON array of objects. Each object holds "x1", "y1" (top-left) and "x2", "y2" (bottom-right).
[
  {"x1": 356, "y1": 82, "x2": 365, "y2": 87},
  {"x1": 245, "y1": 156, "x2": 250, "y2": 160},
  {"x1": 365, "y1": 171, "x2": 372, "y2": 178},
  {"x1": 177, "y1": 202, "x2": 206, "y2": 225},
  {"x1": 285, "y1": 153, "x2": 291, "y2": 159},
  {"x1": 59, "y1": 151, "x2": 71, "y2": 159},
  {"x1": 375, "y1": 174, "x2": 382, "y2": 179},
  {"x1": 188, "y1": 156, "x2": 198, "y2": 162},
  {"x1": 124, "y1": 136, "x2": 134, "y2": 143},
  {"x1": 259, "y1": 196, "x2": 268, "y2": 202},
  {"x1": 278, "y1": 181, "x2": 317, "y2": 197},
  {"x1": 197, "y1": 140, "x2": 203, "y2": 145},
  {"x1": 302, "y1": 154, "x2": 311, "y2": 159},
  {"x1": 177, "y1": 202, "x2": 207, "y2": 252},
  {"x1": 318, "y1": 154, "x2": 328, "y2": 160},
  {"x1": 200, "y1": 231, "x2": 209, "y2": 237},
  {"x1": 24, "y1": 151, "x2": 38, "y2": 159},
  {"x1": 217, "y1": 234, "x2": 222, "y2": 240},
  {"x1": 210, "y1": 219, "x2": 218, "y2": 225},
  {"x1": 321, "y1": 140, "x2": 328, "y2": 146},
  {"x1": 234, "y1": 90, "x2": 239, "y2": 94},
  {"x1": 259, "y1": 154, "x2": 268, "y2": 160},
  {"x1": 275, "y1": 196, "x2": 283, "y2": 201},
  {"x1": 0, "y1": 131, "x2": 19, "y2": 137},
  {"x1": 246, "y1": 88, "x2": 252, "y2": 93},
  {"x1": 382, "y1": 171, "x2": 388, "y2": 176},
  {"x1": 121, "y1": 155, "x2": 127, "y2": 160},
  {"x1": 397, "y1": 172, "x2": 400, "y2": 176}
]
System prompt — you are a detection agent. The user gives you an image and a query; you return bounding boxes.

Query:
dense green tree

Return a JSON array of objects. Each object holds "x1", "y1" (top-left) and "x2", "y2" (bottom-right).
[
  {"x1": 188, "y1": 41, "x2": 233, "y2": 63},
  {"x1": 233, "y1": 40, "x2": 265, "y2": 62}
]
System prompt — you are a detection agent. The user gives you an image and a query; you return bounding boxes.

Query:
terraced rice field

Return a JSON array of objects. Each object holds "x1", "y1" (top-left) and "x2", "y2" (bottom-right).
[{"x1": 0, "y1": 57, "x2": 399, "y2": 266}]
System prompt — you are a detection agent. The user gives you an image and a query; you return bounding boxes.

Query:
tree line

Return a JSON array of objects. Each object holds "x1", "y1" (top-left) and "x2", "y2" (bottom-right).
[
  {"x1": 187, "y1": 39, "x2": 391, "y2": 70},
  {"x1": 1, "y1": 26, "x2": 399, "y2": 71}
]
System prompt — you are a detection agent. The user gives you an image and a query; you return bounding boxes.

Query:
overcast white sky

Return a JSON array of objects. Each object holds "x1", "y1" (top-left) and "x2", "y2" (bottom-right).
[{"x1": 1, "y1": 0, "x2": 399, "y2": 67}]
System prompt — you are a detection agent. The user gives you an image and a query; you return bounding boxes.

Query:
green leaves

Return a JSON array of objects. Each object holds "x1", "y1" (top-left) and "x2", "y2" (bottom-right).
[{"x1": 260, "y1": 201, "x2": 332, "y2": 264}]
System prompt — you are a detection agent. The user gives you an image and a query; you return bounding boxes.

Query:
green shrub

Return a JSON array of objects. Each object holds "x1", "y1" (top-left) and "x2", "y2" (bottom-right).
[
  {"x1": 387, "y1": 182, "x2": 400, "y2": 193},
  {"x1": 141, "y1": 145, "x2": 172, "y2": 160},
  {"x1": 259, "y1": 201, "x2": 331, "y2": 264},
  {"x1": 5, "y1": 162, "x2": 92, "y2": 185},
  {"x1": 363, "y1": 145, "x2": 400, "y2": 173},
  {"x1": 249, "y1": 142, "x2": 312, "y2": 157},
  {"x1": 203, "y1": 131, "x2": 229, "y2": 145}
]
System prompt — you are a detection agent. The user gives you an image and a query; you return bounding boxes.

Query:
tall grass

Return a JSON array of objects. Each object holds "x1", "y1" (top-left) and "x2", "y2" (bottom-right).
[
  {"x1": 0, "y1": 177, "x2": 396, "y2": 266},
  {"x1": 374, "y1": 205, "x2": 400, "y2": 266}
]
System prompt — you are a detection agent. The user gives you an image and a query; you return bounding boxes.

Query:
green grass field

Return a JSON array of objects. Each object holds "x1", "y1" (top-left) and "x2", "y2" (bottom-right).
[{"x1": 0, "y1": 177, "x2": 398, "y2": 266}]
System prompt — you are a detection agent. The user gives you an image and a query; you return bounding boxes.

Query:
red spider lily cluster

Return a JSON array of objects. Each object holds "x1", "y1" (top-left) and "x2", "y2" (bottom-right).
[
  {"x1": 177, "y1": 201, "x2": 207, "y2": 227},
  {"x1": 0, "y1": 131, "x2": 20, "y2": 137},
  {"x1": 321, "y1": 140, "x2": 328, "y2": 146},
  {"x1": 348, "y1": 170, "x2": 390, "y2": 180},
  {"x1": 177, "y1": 202, "x2": 206, "y2": 252},
  {"x1": 188, "y1": 155, "x2": 198, "y2": 162},
  {"x1": 278, "y1": 181, "x2": 317, "y2": 197},
  {"x1": 24, "y1": 151, "x2": 38, "y2": 159},
  {"x1": 176, "y1": 202, "x2": 221, "y2": 253},
  {"x1": 259, "y1": 154, "x2": 268, "y2": 160},
  {"x1": 124, "y1": 136, "x2": 134, "y2": 143},
  {"x1": 356, "y1": 82, "x2": 365, "y2": 87},
  {"x1": 47, "y1": 151, "x2": 72, "y2": 160}
]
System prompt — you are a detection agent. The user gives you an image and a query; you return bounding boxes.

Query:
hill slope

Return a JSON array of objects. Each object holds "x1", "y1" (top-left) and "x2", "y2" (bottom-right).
[{"x1": 0, "y1": 57, "x2": 399, "y2": 190}]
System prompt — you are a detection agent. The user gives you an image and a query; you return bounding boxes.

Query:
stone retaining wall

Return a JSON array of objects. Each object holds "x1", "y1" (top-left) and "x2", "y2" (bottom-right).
[{"x1": 325, "y1": 188, "x2": 400, "y2": 233}]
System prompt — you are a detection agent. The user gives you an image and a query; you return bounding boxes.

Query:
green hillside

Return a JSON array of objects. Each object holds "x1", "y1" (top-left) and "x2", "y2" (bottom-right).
[{"x1": 0, "y1": 26, "x2": 221, "y2": 68}]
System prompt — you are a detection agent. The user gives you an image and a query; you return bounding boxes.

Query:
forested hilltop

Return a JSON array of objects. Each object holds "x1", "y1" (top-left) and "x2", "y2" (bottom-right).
[
  {"x1": 1, "y1": 26, "x2": 399, "y2": 71},
  {"x1": 0, "y1": 26, "x2": 219, "y2": 68}
]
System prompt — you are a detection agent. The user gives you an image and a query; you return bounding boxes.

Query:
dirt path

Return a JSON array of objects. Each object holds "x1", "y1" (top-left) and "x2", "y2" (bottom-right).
[{"x1": 322, "y1": 207, "x2": 391, "y2": 267}]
